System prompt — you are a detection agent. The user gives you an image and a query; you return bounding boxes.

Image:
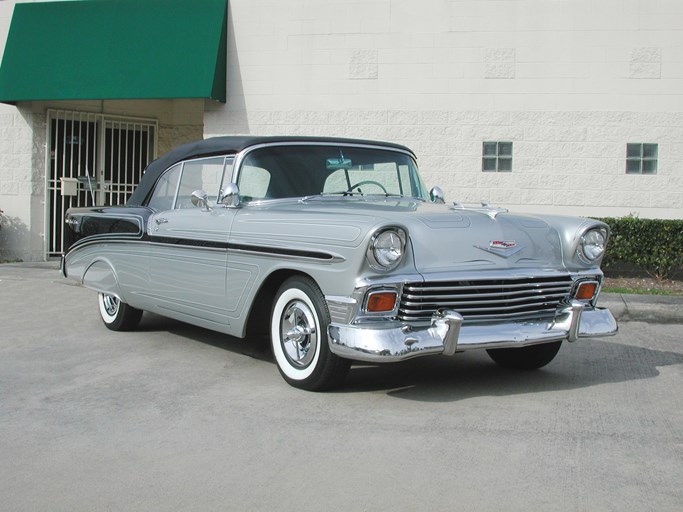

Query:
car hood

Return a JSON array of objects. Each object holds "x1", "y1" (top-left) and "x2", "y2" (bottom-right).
[
  {"x1": 402, "y1": 204, "x2": 564, "y2": 273},
  {"x1": 233, "y1": 198, "x2": 569, "y2": 273}
]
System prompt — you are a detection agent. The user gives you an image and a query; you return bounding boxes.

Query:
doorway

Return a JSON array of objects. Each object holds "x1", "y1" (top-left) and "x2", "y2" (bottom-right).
[{"x1": 45, "y1": 110, "x2": 158, "y2": 257}]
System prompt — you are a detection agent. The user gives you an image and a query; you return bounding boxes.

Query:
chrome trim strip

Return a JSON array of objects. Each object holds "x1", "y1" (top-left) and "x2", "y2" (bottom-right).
[
  {"x1": 227, "y1": 243, "x2": 345, "y2": 263},
  {"x1": 67, "y1": 233, "x2": 345, "y2": 265},
  {"x1": 405, "y1": 281, "x2": 573, "y2": 292},
  {"x1": 148, "y1": 237, "x2": 345, "y2": 262},
  {"x1": 148, "y1": 241, "x2": 227, "y2": 253},
  {"x1": 65, "y1": 238, "x2": 149, "y2": 255}
]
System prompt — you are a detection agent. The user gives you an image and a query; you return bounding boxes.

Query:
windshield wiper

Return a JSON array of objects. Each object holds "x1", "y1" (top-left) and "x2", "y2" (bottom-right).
[
  {"x1": 302, "y1": 192, "x2": 423, "y2": 201},
  {"x1": 319, "y1": 191, "x2": 361, "y2": 196}
]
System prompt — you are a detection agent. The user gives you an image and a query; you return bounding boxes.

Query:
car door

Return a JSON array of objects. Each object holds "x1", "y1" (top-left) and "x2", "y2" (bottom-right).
[{"x1": 147, "y1": 156, "x2": 238, "y2": 326}]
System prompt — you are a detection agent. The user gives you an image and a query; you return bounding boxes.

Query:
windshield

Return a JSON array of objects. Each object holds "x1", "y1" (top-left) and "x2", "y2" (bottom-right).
[{"x1": 236, "y1": 145, "x2": 429, "y2": 202}]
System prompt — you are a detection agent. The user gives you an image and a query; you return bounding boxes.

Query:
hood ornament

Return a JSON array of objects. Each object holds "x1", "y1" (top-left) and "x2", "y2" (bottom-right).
[
  {"x1": 450, "y1": 202, "x2": 508, "y2": 219},
  {"x1": 475, "y1": 240, "x2": 524, "y2": 258}
]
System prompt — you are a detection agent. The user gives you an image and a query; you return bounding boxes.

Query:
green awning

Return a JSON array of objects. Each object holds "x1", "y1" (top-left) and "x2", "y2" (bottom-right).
[{"x1": 0, "y1": 0, "x2": 227, "y2": 104}]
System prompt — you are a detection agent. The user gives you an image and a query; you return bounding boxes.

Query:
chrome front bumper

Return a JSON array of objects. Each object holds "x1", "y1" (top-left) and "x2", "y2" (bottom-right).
[{"x1": 328, "y1": 301, "x2": 618, "y2": 363}]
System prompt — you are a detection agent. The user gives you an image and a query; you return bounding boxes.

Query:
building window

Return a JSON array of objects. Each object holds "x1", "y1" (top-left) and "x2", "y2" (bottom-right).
[
  {"x1": 626, "y1": 143, "x2": 658, "y2": 174},
  {"x1": 483, "y1": 141, "x2": 513, "y2": 172}
]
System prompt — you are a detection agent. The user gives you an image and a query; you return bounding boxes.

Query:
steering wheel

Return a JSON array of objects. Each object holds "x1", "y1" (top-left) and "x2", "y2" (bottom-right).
[{"x1": 347, "y1": 180, "x2": 388, "y2": 194}]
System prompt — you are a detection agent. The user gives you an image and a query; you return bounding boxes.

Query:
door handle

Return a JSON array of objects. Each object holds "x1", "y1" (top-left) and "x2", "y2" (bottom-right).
[{"x1": 155, "y1": 218, "x2": 168, "y2": 225}]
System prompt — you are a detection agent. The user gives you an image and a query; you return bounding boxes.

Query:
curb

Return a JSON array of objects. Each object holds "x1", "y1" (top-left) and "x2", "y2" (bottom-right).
[{"x1": 598, "y1": 292, "x2": 683, "y2": 324}]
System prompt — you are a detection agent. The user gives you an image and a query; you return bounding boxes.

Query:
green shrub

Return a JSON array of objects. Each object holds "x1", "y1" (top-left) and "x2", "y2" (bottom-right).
[{"x1": 597, "y1": 216, "x2": 683, "y2": 280}]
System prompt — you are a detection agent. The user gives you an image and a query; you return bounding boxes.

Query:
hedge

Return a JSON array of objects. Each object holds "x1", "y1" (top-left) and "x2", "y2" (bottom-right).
[{"x1": 596, "y1": 216, "x2": 683, "y2": 280}]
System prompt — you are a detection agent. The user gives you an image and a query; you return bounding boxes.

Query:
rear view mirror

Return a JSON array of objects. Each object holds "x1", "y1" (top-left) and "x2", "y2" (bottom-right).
[
  {"x1": 430, "y1": 186, "x2": 445, "y2": 204},
  {"x1": 191, "y1": 190, "x2": 212, "y2": 211},
  {"x1": 326, "y1": 158, "x2": 353, "y2": 170},
  {"x1": 220, "y1": 183, "x2": 240, "y2": 208}
]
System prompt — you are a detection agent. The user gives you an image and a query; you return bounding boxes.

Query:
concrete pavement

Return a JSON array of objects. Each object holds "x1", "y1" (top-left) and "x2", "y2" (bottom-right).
[{"x1": 1, "y1": 262, "x2": 683, "y2": 512}]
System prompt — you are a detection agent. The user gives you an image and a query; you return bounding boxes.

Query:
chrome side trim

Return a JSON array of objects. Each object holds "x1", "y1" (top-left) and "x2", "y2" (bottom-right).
[{"x1": 228, "y1": 243, "x2": 346, "y2": 263}]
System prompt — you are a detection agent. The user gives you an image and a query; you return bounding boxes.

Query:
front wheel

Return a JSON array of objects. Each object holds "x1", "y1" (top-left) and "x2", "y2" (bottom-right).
[
  {"x1": 271, "y1": 276, "x2": 350, "y2": 391},
  {"x1": 98, "y1": 293, "x2": 142, "y2": 331},
  {"x1": 486, "y1": 341, "x2": 562, "y2": 370}
]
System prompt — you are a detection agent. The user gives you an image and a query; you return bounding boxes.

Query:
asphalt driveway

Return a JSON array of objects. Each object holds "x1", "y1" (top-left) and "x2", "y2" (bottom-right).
[{"x1": 1, "y1": 263, "x2": 682, "y2": 511}]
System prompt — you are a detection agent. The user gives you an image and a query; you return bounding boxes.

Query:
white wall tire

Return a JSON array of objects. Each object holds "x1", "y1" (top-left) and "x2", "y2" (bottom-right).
[
  {"x1": 97, "y1": 293, "x2": 142, "y2": 331},
  {"x1": 271, "y1": 277, "x2": 349, "y2": 390}
]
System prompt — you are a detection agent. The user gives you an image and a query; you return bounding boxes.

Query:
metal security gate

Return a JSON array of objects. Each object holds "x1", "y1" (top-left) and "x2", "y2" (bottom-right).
[{"x1": 45, "y1": 110, "x2": 157, "y2": 256}]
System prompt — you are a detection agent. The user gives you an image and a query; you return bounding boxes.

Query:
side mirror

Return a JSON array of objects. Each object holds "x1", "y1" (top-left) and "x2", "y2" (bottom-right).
[
  {"x1": 191, "y1": 190, "x2": 212, "y2": 211},
  {"x1": 220, "y1": 183, "x2": 240, "y2": 208},
  {"x1": 429, "y1": 186, "x2": 445, "y2": 204}
]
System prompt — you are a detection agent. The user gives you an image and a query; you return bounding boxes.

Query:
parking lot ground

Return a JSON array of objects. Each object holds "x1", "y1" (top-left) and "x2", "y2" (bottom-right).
[{"x1": 1, "y1": 263, "x2": 682, "y2": 511}]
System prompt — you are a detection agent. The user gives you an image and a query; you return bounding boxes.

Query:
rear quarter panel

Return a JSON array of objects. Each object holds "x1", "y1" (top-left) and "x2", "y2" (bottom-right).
[{"x1": 63, "y1": 207, "x2": 153, "y2": 307}]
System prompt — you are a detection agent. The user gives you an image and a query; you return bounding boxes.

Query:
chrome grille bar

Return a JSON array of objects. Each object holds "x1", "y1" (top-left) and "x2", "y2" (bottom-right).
[
  {"x1": 401, "y1": 286, "x2": 570, "y2": 301},
  {"x1": 399, "y1": 275, "x2": 574, "y2": 323},
  {"x1": 404, "y1": 279, "x2": 573, "y2": 292}
]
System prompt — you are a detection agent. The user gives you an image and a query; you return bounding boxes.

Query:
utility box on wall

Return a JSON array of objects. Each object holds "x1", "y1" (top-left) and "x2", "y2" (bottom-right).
[{"x1": 60, "y1": 177, "x2": 78, "y2": 196}]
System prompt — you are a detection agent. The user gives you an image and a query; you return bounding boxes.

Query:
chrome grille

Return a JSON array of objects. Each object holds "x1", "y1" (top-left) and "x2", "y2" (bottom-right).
[{"x1": 399, "y1": 275, "x2": 574, "y2": 323}]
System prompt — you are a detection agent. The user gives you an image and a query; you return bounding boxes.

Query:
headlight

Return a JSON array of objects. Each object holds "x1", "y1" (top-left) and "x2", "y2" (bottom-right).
[
  {"x1": 367, "y1": 228, "x2": 407, "y2": 271},
  {"x1": 578, "y1": 228, "x2": 607, "y2": 263}
]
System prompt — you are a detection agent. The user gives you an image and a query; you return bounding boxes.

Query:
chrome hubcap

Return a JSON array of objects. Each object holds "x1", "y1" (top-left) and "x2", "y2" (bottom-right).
[
  {"x1": 102, "y1": 294, "x2": 120, "y2": 316},
  {"x1": 280, "y1": 300, "x2": 317, "y2": 368}
]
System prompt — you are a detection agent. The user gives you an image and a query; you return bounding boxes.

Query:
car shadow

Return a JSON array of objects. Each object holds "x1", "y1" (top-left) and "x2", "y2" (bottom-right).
[
  {"x1": 138, "y1": 312, "x2": 273, "y2": 362},
  {"x1": 138, "y1": 313, "x2": 683, "y2": 403},
  {"x1": 341, "y1": 339, "x2": 683, "y2": 402}
]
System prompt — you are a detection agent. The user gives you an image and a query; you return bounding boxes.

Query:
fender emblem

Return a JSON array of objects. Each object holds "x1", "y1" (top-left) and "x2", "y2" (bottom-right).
[{"x1": 475, "y1": 240, "x2": 524, "y2": 258}]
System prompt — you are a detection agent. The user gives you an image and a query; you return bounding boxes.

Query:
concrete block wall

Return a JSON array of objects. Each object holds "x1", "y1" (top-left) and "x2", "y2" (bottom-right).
[
  {"x1": 206, "y1": 108, "x2": 683, "y2": 218},
  {"x1": 0, "y1": 105, "x2": 44, "y2": 261},
  {"x1": 205, "y1": 0, "x2": 683, "y2": 219},
  {"x1": 1, "y1": 0, "x2": 682, "y2": 259}
]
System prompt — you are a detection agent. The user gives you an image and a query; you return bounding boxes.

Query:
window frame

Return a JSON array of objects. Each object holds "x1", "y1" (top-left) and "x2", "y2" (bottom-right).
[
  {"x1": 626, "y1": 143, "x2": 658, "y2": 175},
  {"x1": 482, "y1": 141, "x2": 513, "y2": 172},
  {"x1": 146, "y1": 155, "x2": 230, "y2": 211}
]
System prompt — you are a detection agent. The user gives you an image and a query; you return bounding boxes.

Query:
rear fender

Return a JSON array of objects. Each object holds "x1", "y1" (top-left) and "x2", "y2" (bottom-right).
[{"x1": 82, "y1": 259, "x2": 122, "y2": 299}]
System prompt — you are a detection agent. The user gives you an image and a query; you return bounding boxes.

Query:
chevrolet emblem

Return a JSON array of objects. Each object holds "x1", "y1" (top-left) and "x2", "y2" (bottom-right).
[{"x1": 475, "y1": 240, "x2": 524, "y2": 258}]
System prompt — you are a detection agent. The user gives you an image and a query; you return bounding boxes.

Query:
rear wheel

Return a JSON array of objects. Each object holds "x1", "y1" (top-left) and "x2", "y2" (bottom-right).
[
  {"x1": 98, "y1": 293, "x2": 142, "y2": 331},
  {"x1": 271, "y1": 276, "x2": 350, "y2": 391},
  {"x1": 486, "y1": 341, "x2": 562, "y2": 370}
]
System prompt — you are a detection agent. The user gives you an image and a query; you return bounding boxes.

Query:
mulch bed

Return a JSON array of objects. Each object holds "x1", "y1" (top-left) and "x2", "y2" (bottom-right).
[{"x1": 603, "y1": 276, "x2": 683, "y2": 295}]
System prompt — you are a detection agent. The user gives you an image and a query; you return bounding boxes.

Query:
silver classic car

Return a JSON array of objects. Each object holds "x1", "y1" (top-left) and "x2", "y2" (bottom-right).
[{"x1": 62, "y1": 136, "x2": 617, "y2": 390}]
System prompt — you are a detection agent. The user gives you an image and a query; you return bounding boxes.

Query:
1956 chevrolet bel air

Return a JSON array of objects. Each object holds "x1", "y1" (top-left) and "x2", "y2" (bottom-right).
[{"x1": 62, "y1": 136, "x2": 617, "y2": 390}]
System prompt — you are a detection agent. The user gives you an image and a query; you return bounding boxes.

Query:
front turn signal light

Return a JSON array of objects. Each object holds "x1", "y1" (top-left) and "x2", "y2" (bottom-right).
[
  {"x1": 366, "y1": 291, "x2": 398, "y2": 313},
  {"x1": 575, "y1": 281, "x2": 598, "y2": 300}
]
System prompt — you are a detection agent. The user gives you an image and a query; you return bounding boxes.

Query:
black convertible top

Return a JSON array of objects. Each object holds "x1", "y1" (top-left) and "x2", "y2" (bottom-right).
[{"x1": 127, "y1": 135, "x2": 414, "y2": 206}]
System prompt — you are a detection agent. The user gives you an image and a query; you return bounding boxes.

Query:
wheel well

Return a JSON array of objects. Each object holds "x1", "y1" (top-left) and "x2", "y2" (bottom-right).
[
  {"x1": 82, "y1": 259, "x2": 122, "y2": 299},
  {"x1": 244, "y1": 269, "x2": 313, "y2": 339}
]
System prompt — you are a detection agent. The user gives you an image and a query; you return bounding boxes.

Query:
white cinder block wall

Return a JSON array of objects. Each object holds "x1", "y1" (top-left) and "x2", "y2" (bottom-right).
[
  {"x1": 1, "y1": 0, "x2": 682, "y2": 260},
  {"x1": 206, "y1": 0, "x2": 683, "y2": 219}
]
